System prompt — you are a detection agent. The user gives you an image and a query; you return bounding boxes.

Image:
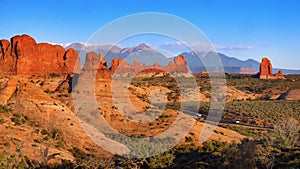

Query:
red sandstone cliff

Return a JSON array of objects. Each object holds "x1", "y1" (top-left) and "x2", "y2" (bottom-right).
[{"x1": 0, "y1": 34, "x2": 80, "y2": 76}]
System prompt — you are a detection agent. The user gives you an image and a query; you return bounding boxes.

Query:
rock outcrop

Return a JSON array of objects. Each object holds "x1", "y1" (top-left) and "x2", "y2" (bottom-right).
[
  {"x1": 259, "y1": 58, "x2": 285, "y2": 79},
  {"x1": 0, "y1": 34, "x2": 80, "y2": 76},
  {"x1": 82, "y1": 52, "x2": 110, "y2": 79},
  {"x1": 0, "y1": 39, "x2": 16, "y2": 74},
  {"x1": 279, "y1": 89, "x2": 300, "y2": 100},
  {"x1": 107, "y1": 55, "x2": 188, "y2": 74},
  {"x1": 0, "y1": 76, "x2": 18, "y2": 105},
  {"x1": 80, "y1": 52, "x2": 189, "y2": 79}
]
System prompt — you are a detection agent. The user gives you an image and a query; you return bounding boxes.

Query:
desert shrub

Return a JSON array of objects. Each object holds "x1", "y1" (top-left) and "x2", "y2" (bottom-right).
[
  {"x1": 39, "y1": 81, "x2": 44, "y2": 86},
  {"x1": 226, "y1": 125, "x2": 253, "y2": 137},
  {"x1": 11, "y1": 114, "x2": 28, "y2": 125},
  {"x1": 0, "y1": 151, "x2": 20, "y2": 169},
  {"x1": 51, "y1": 129, "x2": 63, "y2": 140},
  {"x1": 0, "y1": 149, "x2": 31, "y2": 169},
  {"x1": 220, "y1": 100, "x2": 300, "y2": 125},
  {"x1": 0, "y1": 105, "x2": 11, "y2": 114},
  {"x1": 222, "y1": 139, "x2": 257, "y2": 169},
  {"x1": 0, "y1": 118, "x2": 5, "y2": 124},
  {"x1": 70, "y1": 148, "x2": 115, "y2": 169},
  {"x1": 50, "y1": 72, "x2": 60, "y2": 77},
  {"x1": 33, "y1": 139, "x2": 42, "y2": 144},
  {"x1": 225, "y1": 74, "x2": 300, "y2": 94},
  {"x1": 55, "y1": 141, "x2": 64, "y2": 149},
  {"x1": 44, "y1": 89, "x2": 53, "y2": 94},
  {"x1": 148, "y1": 152, "x2": 175, "y2": 169},
  {"x1": 41, "y1": 129, "x2": 49, "y2": 135},
  {"x1": 185, "y1": 136, "x2": 193, "y2": 142}
]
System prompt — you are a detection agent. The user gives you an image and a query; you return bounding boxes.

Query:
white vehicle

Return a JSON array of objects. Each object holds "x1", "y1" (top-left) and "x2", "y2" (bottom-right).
[
  {"x1": 233, "y1": 120, "x2": 240, "y2": 124},
  {"x1": 196, "y1": 113, "x2": 202, "y2": 117}
]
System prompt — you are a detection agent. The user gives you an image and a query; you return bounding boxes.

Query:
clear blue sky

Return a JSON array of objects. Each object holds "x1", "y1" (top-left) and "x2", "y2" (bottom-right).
[{"x1": 1, "y1": 0, "x2": 299, "y2": 69}]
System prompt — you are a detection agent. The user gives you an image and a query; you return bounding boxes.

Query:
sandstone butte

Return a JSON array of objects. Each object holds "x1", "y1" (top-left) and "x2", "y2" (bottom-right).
[
  {"x1": 259, "y1": 57, "x2": 285, "y2": 79},
  {"x1": 0, "y1": 34, "x2": 80, "y2": 76}
]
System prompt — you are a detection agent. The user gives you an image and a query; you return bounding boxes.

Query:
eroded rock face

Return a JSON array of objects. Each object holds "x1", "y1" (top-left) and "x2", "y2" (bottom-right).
[
  {"x1": 259, "y1": 57, "x2": 285, "y2": 79},
  {"x1": 0, "y1": 34, "x2": 79, "y2": 76},
  {"x1": 0, "y1": 39, "x2": 15, "y2": 74}
]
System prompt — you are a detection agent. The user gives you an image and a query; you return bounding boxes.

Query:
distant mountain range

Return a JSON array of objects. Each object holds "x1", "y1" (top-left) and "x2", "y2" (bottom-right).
[{"x1": 66, "y1": 43, "x2": 300, "y2": 74}]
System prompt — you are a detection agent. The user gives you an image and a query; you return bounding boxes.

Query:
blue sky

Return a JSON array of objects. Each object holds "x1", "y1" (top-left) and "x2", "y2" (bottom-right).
[{"x1": 0, "y1": 0, "x2": 299, "y2": 69}]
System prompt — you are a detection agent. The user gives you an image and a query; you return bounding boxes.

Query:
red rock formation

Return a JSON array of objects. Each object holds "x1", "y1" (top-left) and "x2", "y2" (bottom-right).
[
  {"x1": 83, "y1": 52, "x2": 109, "y2": 79},
  {"x1": 132, "y1": 59, "x2": 146, "y2": 72},
  {"x1": 153, "y1": 61, "x2": 162, "y2": 69},
  {"x1": 12, "y1": 35, "x2": 39, "y2": 75},
  {"x1": 274, "y1": 70, "x2": 283, "y2": 78},
  {"x1": 259, "y1": 57, "x2": 285, "y2": 79},
  {"x1": 174, "y1": 55, "x2": 187, "y2": 65},
  {"x1": 108, "y1": 55, "x2": 189, "y2": 74},
  {"x1": 259, "y1": 58, "x2": 273, "y2": 79},
  {"x1": 170, "y1": 55, "x2": 188, "y2": 72},
  {"x1": 96, "y1": 52, "x2": 110, "y2": 79},
  {"x1": 83, "y1": 52, "x2": 100, "y2": 71},
  {"x1": 99, "y1": 53, "x2": 107, "y2": 67},
  {"x1": 65, "y1": 48, "x2": 81, "y2": 74},
  {"x1": 200, "y1": 71, "x2": 209, "y2": 75},
  {"x1": 167, "y1": 61, "x2": 176, "y2": 72},
  {"x1": 0, "y1": 34, "x2": 79, "y2": 76},
  {"x1": 110, "y1": 58, "x2": 131, "y2": 73},
  {"x1": 133, "y1": 59, "x2": 141, "y2": 67},
  {"x1": 0, "y1": 39, "x2": 15, "y2": 74}
]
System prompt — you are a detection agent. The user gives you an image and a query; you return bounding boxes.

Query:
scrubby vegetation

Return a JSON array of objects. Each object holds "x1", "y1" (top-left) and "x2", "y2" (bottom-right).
[
  {"x1": 1, "y1": 129, "x2": 298, "y2": 169},
  {"x1": 225, "y1": 74, "x2": 300, "y2": 95},
  {"x1": 1, "y1": 74, "x2": 299, "y2": 168}
]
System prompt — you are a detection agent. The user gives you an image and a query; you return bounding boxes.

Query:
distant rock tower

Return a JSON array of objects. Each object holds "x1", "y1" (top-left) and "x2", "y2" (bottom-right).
[{"x1": 259, "y1": 57, "x2": 285, "y2": 79}]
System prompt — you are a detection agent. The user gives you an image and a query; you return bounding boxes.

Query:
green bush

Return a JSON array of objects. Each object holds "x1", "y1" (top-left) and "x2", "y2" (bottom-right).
[
  {"x1": 44, "y1": 89, "x2": 53, "y2": 94},
  {"x1": 41, "y1": 129, "x2": 49, "y2": 135},
  {"x1": 11, "y1": 114, "x2": 28, "y2": 125},
  {"x1": 49, "y1": 72, "x2": 60, "y2": 77},
  {"x1": 185, "y1": 136, "x2": 193, "y2": 142}
]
